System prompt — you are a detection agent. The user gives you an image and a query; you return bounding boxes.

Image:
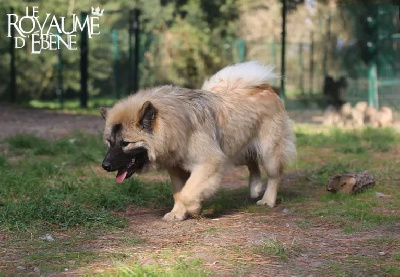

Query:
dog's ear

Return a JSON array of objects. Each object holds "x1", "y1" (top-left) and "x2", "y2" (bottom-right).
[
  {"x1": 138, "y1": 101, "x2": 157, "y2": 133},
  {"x1": 99, "y1": 107, "x2": 108, "y2": 120}
]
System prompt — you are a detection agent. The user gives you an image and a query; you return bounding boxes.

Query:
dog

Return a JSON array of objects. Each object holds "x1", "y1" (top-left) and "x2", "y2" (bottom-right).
[{"x1": 100, "y1": 61, "x2": 296, "y2": 221}]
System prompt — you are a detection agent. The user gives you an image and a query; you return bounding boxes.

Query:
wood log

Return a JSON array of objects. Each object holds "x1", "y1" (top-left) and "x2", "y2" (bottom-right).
[{"x1": 326, "y1": 171, "x2": 375, "y2": 194}]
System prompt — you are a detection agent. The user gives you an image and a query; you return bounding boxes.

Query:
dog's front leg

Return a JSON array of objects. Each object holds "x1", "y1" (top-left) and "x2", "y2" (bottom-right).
[
  {"x1": 163, "y1": 162, "x2": 223, "y2": 221},
  {"x1": 164, "y1": 167, "x2": 190, "y2": 221}
]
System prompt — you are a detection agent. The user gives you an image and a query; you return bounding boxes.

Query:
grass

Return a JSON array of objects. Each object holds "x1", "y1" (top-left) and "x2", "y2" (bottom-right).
[
  {"x1": 28, "y1": 97, "x2": 117, "y2": 115},
  {"x1": 202, "y1": 187, "x2": 252, "y2": 217},
  {"x1": 316, "y1": 256, "x2": 400, "y2": 277},
  {"x1": 0, "y1": 126, "x2": 399, "y2": 275},
  {"x1": 0, "y1": 133, "x2": 174, "y2": 233},
  {"x1": 285, "y1": 126, "x2": 400, "y2": 231},
  {"x1": 296, "y1": 127, "x2": 397, "y2": 153},
  {"x1": 257, "y1": 237, "x2": 302, "y2": 261},
  {"x1": 99, "y1": 258, "x2": 211, "y2": 276}
]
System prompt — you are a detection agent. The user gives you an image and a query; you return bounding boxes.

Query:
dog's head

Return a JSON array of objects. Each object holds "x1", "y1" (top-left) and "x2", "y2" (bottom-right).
[{"x1": 100, "y1": 100, "x2": 156, "y2": 183}]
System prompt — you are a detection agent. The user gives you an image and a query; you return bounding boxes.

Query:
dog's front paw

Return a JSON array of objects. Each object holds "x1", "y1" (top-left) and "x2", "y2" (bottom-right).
[
  {"x1": 250, "y1": 182, "x2": 263, "y2": 199},
  {"x1": 163, "y1": 210, "x2": 188, "y2": 221},
  {"x1": 256, "y1": 199, "x2": 275, "y2": 208}
]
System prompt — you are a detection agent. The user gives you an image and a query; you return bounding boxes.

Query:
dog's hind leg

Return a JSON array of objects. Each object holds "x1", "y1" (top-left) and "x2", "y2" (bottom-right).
[
  {"x1": 256, "y1": 117, "x2": 296, "y2": 207},
  {"x1": 247, "y1": 159, "x2": 263, "y2": 199},
  {"x1": 257, "y1": 150, "x2": 283, "y2": 207},
  {"x1": 255, "y1": 132, "x2": 286, "y2": 208}
]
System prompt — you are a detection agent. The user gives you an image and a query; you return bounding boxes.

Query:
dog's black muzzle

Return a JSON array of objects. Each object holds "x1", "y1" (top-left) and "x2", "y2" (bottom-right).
[{"x1": 102, "y1": 146, "x2": 149, "y2": 177}]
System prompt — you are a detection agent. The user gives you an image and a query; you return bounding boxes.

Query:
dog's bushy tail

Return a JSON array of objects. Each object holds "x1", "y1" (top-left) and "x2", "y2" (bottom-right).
[{"x1": 202, "y1": 61, "x2": 279, "y2": 93}]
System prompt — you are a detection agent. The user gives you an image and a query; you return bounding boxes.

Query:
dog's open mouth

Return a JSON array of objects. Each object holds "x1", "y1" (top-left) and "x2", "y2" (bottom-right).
[
  {"x1": 115, "y1": 151, "x2": 149, "y2": 184},
  {"x1": 115, "y1": 159, "x2": 135, "y2": 183}
]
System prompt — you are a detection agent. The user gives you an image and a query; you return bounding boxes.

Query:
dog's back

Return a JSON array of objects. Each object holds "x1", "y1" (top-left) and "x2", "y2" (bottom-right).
[{"x1": 202, "y1": 61, "x2": 296, "y2": 165}]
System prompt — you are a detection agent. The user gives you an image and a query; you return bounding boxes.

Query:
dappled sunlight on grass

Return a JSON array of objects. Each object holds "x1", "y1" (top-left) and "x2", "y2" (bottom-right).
[
  {"x1": 29, "y1": 98, "x2": 117, "y2": 116},
  {"x1": 0, "y1": 126, "x2": 399, "y2": 275}
]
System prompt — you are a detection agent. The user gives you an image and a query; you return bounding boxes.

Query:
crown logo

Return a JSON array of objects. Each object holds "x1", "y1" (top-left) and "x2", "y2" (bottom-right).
[{"x1": 91, "y1": 7, "x2": 104, "y2": 16}]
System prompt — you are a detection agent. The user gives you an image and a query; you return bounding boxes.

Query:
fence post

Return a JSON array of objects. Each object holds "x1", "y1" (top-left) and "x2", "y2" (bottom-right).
[
  {"x1": 80, "y1": 11, "x2": 89, "y2": 108},
  {"x1": 322, "y1": 11, "x2": 331, "y2": 77},
  {"x1": 112, "y1": 30, "x2": 120, "y2": 99},
  {"x1": 237, "y1": 38, "x2": 246, "y2": 63},
  {"x1": 280, "y1": 0, "x2": 286, "y2": 102},
  {"x1": 133, "y1": 8, "x2": 141, "y2": 93},
  {"x1": 368, "y1": 62, "x2": 379, "y2": 108},
  {"x1": 309, "y1": 31, "x2": 314, "y2": 95},
  {"x1": 128, "y1": 10, "x2": 133, "y2": 94},
  {"x1": 299, "y1": 43, "x2": 304, "y2": 95},
  {"x1": 10, "y1": 7, "x2": 16, "y2": 103},
  {"x1": 56, "y1": 33, "x2": 63, "y2": 108}
]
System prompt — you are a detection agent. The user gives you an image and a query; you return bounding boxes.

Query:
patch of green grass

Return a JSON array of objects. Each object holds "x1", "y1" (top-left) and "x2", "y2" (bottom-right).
[
  {"x1": 308, "y1": 161, "x2": 363, "y2": 186},
  {"x1": 25, "y1": 248, "x2": 130, "y2": 273},
  {"x1": 0, "y1": 198, "x2": 126, "y2": 231},
  {"x1": 296, "y1": 127, "x2": 398, "y2": 153},
  {"x1": 365, "y1": 236, "x2": 399, "y2": 246},
  {"x1": 5, "y1": 132, "x2": 105, "y2": 163},
  {"x1": 0, "y1": 155, "x2": 7, "y2": 168},
  {"x1": 285, "y1": 127, "x2": 400, "y2": 231},
  {"x1": 100, "y1": 258, "x2": 211, "y2": 277},
  {"x1": 334, "y1": 142, "x2": 367, "y2": 154},
  {"x1": 381, "y1": 264, "x2": 400, "y2": 275},
  {"x1": 343, "y1": 226, "x2": 356, "y2": 233},
  {"x1": 5, "y1": 134, "x2": 56, "y2": 155},
  {"x1": 296, "y1": 219, "x2": 314, "y2": 230},
  {"x1": 91, "y1": 178, "x2": 173, "y2": 210},
  {"x1": 119, "y1": 237, "x2": 145, "y2": 245},
  {"x1": 1, "y1": 125, "x2": 399, "y2": 275},
  {"x1": 202, "y1": 188, "x2": 251, "y2": 217},
  {"x1": 29, "y1": 97, "x2": 116, "y2": 115},
  {"x1": 361, "y1": 127, "x2": 397, "y2": 152},
  {"x1": 302, "y1": 187, "x2": 400, "y2": 231},
  {"x1": 315, "y1": 256, "x2": 399, "y2": 277},
  {"x1": 27, "y1": 250, "x2": 100, "y2": 272},
  {"x1": 256, "y1": 237, "x2": 301, "y2": 261},
  {"x1": 204, "y1": 227, "x2": 220, "y2": 233},
  {"x1": 9, "y1": 231, "x2": 142, "y2": 274},
  {"x1": 0, "y1": 134, "x2": 176, "y2": 232}
]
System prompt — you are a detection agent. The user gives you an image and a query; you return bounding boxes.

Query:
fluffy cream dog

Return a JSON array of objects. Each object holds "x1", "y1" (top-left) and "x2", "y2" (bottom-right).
[{"x1": 100, "y1": 61, "x2": 296, "y2": 221}]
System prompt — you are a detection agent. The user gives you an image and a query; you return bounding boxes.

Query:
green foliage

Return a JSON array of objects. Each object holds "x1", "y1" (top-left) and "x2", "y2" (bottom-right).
[{"x1": 1, "y1": 0, "x2": 242, "y2": 101}]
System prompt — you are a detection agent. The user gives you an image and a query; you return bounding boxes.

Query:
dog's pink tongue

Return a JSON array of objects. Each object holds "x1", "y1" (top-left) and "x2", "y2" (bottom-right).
[{"x1": 116, "y1": 171, "x2": 127, "y2": 184}]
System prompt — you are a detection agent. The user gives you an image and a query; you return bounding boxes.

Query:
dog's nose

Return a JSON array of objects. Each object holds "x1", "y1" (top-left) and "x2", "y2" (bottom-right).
[{"x1": 102, "y1": 162, "x2": 112, "y2": 172}]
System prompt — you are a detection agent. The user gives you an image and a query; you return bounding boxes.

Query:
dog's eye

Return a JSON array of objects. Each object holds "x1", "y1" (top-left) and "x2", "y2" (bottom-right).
[{"x1": 121, "y1": 141, "x2": 130, "y2": 147}]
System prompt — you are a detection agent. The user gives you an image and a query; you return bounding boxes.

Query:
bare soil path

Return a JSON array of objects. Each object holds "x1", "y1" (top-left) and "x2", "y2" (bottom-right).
[{"x1": 0, "y1": 104, "x2": 104, "y2": 140}]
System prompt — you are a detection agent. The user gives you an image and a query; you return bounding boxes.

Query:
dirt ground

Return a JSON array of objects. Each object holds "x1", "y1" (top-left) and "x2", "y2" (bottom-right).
[
  {"x1": 0, "y1": 104, "x2": 328, "y2": 140},
  {"x1": 0, "y1": 104, "x2": 104, "y2": 140},
  {"x1": 0, "y1": 105, "x2": 399, "y2": 276}
]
